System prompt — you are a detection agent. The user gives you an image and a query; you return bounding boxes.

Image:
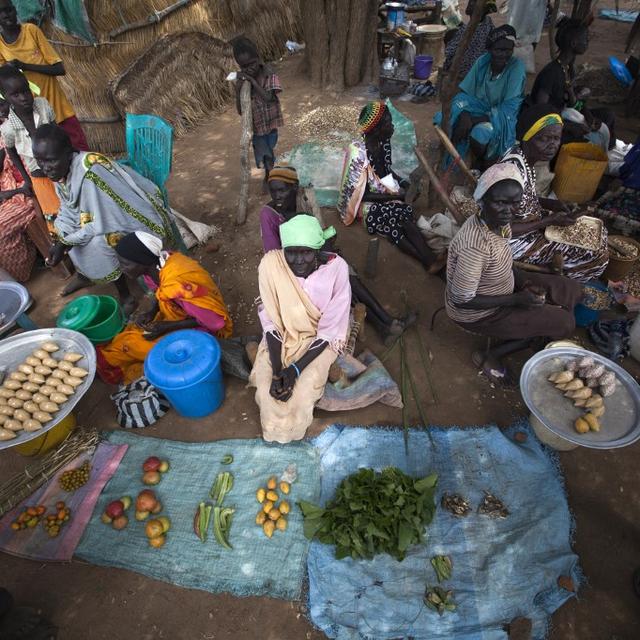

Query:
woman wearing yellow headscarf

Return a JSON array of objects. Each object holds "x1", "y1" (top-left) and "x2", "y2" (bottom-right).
[{"x1": 96, "y1": 231, "x2": 232, "y2": 385}]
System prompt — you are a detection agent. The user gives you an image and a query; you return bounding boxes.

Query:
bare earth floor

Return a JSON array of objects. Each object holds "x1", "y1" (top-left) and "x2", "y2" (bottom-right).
[{"x1": 1, "y1": 5, "x2": 640, "y2": 639}]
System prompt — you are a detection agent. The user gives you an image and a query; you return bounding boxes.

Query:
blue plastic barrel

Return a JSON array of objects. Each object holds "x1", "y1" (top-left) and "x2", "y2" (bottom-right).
[
  {"x1": 144, "y1": 330, "x2": 224, "y2": 418},
  {"x1": 414, "y1": 55, "x2": 433, "y2": 80}
]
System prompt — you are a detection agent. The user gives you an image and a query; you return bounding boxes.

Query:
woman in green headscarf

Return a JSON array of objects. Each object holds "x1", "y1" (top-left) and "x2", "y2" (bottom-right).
[{"x1": 249, "y1": 214, "x2": 352, "y2": 443}]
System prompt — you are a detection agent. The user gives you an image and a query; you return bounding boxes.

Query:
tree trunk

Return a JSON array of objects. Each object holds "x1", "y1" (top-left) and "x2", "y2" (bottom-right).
[
  {"x1": 300, "y1": 0, "x2": 379, "y2": 92},
  {"x1": 236, "y1": 81, "x2": 252, "y2": 226}
]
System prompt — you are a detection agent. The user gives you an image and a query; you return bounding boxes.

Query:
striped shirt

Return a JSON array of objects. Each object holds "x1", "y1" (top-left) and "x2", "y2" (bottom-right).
[{"x1": 446, "y1": 214, "x2": 514, "y2": 324}]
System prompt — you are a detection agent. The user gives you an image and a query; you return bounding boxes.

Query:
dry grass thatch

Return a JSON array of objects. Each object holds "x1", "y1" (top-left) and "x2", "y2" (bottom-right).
[
  {"x1": 42, "y1": 0, "x2": 300, "y2": 154},
  {"x1": 111, "y1": 32, "x2": 235, "y2": 137}
]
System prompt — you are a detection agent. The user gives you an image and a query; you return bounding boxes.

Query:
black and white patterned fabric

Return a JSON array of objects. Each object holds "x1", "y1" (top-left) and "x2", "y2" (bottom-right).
[{"x1": 110, "y1": 377, "x2": 170, "y2": 429}]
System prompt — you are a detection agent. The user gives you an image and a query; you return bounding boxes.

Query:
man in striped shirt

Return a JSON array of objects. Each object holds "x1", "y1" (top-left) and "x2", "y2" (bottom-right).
[{"x1": 446, "y1": 163, "x2": 582, "y2": 384}]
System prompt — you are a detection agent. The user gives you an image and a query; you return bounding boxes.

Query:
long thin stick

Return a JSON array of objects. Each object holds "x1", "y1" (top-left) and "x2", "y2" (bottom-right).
[
  {"x1": 400, "y1": 336, "x2": 409, "y2": 453},
  {"x1": 433, "y1": 125, "x2": 477, "y2": 187},
  {"x1": 414, "y1": 146, "x2": 464, "y2": 225},
  {"x1": 548, "y1": 0, "x2": 562, "y2": 60},
  {"x1": 236, "y1": 81, "x2": 252, "y2": 226}
]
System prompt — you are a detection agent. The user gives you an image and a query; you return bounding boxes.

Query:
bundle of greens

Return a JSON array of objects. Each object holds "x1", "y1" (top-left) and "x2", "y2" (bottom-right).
[{"x1": 298, "y1": 467, "x2": 438, "y2": 561}]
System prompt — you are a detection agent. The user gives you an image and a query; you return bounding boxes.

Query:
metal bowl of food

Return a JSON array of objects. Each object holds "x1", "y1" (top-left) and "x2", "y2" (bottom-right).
[
  {"x1": 520, "y1": 347, "x2": 640, "y2": 449},
  {"x1": 0, "y1": 329, "x2": 96, "y2": 451},
  {"x1": 0, "y1": 281, "x2": 31, "y2": 334}
]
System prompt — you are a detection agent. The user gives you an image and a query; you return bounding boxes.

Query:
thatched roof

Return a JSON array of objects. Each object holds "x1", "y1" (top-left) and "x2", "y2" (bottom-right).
[{"x1": 43, "y1": 0, "x2": 300, "y2": 153}]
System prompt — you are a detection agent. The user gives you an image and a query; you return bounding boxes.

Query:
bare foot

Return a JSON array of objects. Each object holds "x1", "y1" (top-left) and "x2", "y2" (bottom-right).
[
  {"x1": 388, "y1": 311, "x2": 419, "y2": 336},
  {"x1": 472, "y1": 351, "x2": 513, "y2": 387},
  {"x1": 61, "y1": 273, "x2": 91, "y2": 297}
]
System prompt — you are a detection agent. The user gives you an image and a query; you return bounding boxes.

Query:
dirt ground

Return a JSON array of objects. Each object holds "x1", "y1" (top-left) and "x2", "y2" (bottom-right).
[{"x1": 2, "y1": 2, "x2": 640, "y2": 638}]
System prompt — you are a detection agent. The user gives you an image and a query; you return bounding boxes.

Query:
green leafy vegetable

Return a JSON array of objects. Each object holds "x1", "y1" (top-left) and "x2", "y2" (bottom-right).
[{"x1": 298, "y1": 467, "x2": 438, "y2": 561}]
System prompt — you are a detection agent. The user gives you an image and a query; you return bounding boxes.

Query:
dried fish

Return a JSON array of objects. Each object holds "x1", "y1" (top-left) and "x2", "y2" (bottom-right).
[
  {"x1": 477, "y1": 491, "x2": 509, "y2": 519},
  {"x1": 441, "y1": 493, "x2": 471, "y2": 517}
]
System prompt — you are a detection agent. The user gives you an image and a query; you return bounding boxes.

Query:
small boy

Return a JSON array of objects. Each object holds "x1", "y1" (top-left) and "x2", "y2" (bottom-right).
[
  {"x1": 0, "y1": 0, "x2": 88, "y2": 150},
  {"x1": 232, "y1": 36, "x2": 283, "y2": 190}
]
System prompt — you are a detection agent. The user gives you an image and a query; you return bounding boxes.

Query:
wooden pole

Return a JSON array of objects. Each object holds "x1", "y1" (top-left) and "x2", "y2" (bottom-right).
[
  {"x1": 548, "y1": 0, "x2": 562, "y2": 60},
  {"x1": 414, "y1": 146, "x2": 465, "y2": 225},
  {"x1": 433, "y1": 125, "x2": 477, "y2": 187},
  {"x1": 236, "y1": 81, "x2": 252, "y2": 226}
]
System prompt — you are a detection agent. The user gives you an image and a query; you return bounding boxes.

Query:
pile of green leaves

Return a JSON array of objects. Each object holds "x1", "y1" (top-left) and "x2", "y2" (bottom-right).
[{"x1": 298, "y1": 467, "x2": 438, "y2": 561}]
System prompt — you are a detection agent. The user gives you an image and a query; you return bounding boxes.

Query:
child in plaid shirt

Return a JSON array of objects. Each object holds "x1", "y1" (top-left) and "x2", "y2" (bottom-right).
[{"x1": 232, "y1": 36, "x2": 284, "y2": 191}]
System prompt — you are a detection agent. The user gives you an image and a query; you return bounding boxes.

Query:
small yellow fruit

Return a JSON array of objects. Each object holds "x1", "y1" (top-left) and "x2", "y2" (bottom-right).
[
  {"x1": 574, "y1": 417, "x2": 589, "y2": 434},
  {"x1": 276, "y1": 517, "x2": 287, "y2": 531},
  {"x1": 268, "y1": 507, "x2": 281, "y2": 521},
  {"x1": 256, "y1": 510, "x2": 267, "y2": 525},
  {"x1": 584, "y1": 413, "x2": 600, "y2": 432},
  {"x1": 279, "y1": 500, "x2": 290, "y2": 514},
  {"x1": 256, "y1": 488, "x2": 266, "y2": 503},
  {"x1": 263, "y1": 520, "x2": 275, "y2": 538},
  {"x1": 262, "y1": 500, "x2": 274, "y2": 514},
  {"x1": 266, "y1": 490, "x2": 279, "y2": 502},
  {"x1": 279, "y1": 481, "x2": 290, "y2": 494},
  {"x1": 267, "y1": 476, "x2": 277, "y2": 490}
]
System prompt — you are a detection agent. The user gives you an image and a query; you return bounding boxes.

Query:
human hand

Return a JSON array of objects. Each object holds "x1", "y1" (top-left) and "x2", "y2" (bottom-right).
[
  {"x1": 133, "y1": 309, "x2": 156, "y2": 328},
  {"x1": 548, "y1": 212, "x2": 575, "y2": 227},
  {"x1": 46, "y1": 242, "x2": 67, "y2": 267},
  {"x1": 514, "y1": 289, "x2": 546, "y2": 308},
  {"x1": 269, "y1": 366, "x2": 297, "y2": 401},
  {"x1": 6, "y1": 59, "x2": 21, "y2": 69},
  {"x1": 142, "y1": 321, "x2": 174, "y2": 341}
]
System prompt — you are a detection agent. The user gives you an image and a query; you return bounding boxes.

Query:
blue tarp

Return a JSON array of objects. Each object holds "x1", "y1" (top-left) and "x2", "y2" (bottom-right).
[{"x1": 308, "y1": 423, "x2": 581, "y2": 640}]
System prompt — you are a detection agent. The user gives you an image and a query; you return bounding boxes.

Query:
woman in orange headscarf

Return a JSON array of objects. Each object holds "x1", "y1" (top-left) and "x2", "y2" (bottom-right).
[{"x1": 96, "y1": 231, "x2": 232, "y2": 385}]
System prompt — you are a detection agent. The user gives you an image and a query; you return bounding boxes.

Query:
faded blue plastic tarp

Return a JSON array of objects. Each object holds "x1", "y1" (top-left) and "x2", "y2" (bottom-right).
[
  {"x1": 308, "y1": 423, "x2": 581, "y2": 640},
  {"x1": 13, "y1": 1, "x2": 95, "y2": 43},
  {"x1": 283, "y1": 99, "x2": 418, "y2": 207},
  {"x1": 76, "y1": 430, "x2": 321, "y2": 599},
  {"x1": 599, "y1": 9, "x2": 639, "y2": 23}
]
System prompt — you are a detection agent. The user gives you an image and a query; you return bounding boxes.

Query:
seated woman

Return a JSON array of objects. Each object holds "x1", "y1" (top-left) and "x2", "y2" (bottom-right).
[
  {"x1": 437, "y1": 25, "x2": 526, "y2": 168},
  {"x1": 0, "y1": 97, "x2": 36, "y2": 281},
  {"x1": 501, "y1": 104, "x2": 609, "y2": 282},
  {"x1": 249, "y1": 215, "x2": 351, "y2": 443},
  {"x1": 443, "y1": 0, "x2": 497, "y2": 81},
  {"x1": 96, "y1": 231, "x2": 233, "y2": 385},
  {"x1": 529, "y1": 18, "x2": 615, "y2": 150},
  {"x1": 338, "y1": 101, "x2": 439, "y2": 272},
  {"x1": 262, "y1": 163, "x2": 415, "y2": 342},
  {"x1": 31, "y1": 123, "x2": 175, "y2": 308},
  {"x1": 446, "y1": 163, "x2": 582, "y2": 384}
]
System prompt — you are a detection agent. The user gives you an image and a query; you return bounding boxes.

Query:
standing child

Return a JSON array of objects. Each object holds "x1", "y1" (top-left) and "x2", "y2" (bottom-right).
[
  {"x1": 232, "y1": 36, "x2": 283, "y2": 191},
  {"x1": 0, "y1": 0, "x2": 88, "y2": 150}
]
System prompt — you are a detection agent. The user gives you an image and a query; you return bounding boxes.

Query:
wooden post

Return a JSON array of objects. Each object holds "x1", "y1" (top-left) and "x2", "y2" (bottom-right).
[
  {"x1": 548, "y1": 0, "x2": 561, "y2": 60},
  {"x1": 236, "y1": 80, "x2": 252, "y2": 226},
  {"x1": 434, "y1": 125, "x2": 477, "y2": 187},
  {"x1": 365, "y1": 237, "x2": 379, "y2": 279}
]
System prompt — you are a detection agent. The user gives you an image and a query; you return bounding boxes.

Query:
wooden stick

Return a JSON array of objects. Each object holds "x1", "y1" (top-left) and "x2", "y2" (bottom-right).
[
  {"x1": 414, "y1": 146, "x2": 465, "y2": 225},
  {"x1": 513, "y1": 260, "x2": 554, "y2": 274},
  {"x1": 365, "y1": 237, "x2": 379, "y2": 279},
  {"x1": 433, "y1": 125, "x2": 477, "y2": 186},
  {"x1": 301, "y1": 186, "x2": 325, "y2": 227},
  {"x1": 236, "y1": 81, "x2": 252, "y2": 226},
  {"x1": 109, "y1": 0, "x2": 195, "y2": 39},
  {"x1": 548, "y1": 0, "x2": 562, "y2": 60}
]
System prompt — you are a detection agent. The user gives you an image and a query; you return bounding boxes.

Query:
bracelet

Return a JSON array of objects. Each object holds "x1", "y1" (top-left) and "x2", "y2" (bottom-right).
[{"x1": 290, "y1": 363, "x2": 301, "y2": 378}]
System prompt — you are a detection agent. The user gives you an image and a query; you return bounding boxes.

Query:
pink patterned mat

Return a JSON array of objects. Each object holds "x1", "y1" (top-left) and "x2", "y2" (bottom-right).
[{"x1": 0, "y1": 442, "x2": 127, "y2": 561}]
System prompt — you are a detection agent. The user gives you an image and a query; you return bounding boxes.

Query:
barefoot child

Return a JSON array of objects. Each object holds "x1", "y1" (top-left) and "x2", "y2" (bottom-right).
[{"x1": 232, "y1": 36, "x2": 283, "y2": 190}]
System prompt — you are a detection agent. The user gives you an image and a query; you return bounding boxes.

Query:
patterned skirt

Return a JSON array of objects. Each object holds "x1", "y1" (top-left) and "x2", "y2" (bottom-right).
[{"x1": 364, "y1": 201, "x2": 413, "y2": 245}]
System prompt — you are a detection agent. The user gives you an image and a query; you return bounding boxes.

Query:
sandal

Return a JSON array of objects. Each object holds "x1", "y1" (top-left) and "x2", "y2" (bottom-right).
[{"x1": 472, "y1": 351, "x2": 514, "y2": 387}]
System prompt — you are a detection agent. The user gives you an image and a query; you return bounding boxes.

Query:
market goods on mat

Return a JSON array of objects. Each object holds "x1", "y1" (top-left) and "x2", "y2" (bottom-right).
[
  {"x1": 431, "y1": 555, "x2": 453, "y2": 583},
  {"x1": 255, "y1": 475, "x2": 291, "y2": 538},
  {"x1": 101, "y1": 496, "x2": 132, "y2": 530},
  {"x1": 477, "y1": 491, "x2": 509, "y2": 519},
  {"x1": 43, "y1": 501, "x2": 71, "y2": 538},
  {"x1": 135, "y1": 489, "x2": 161, "y2": 521},
  {"x1": 10, "y1": 504, "x2": 46, "y2": 531},
  {"x1": 142, "y1": 456, "x2": 170, "y2": 474},
  {"x1": 220, "y1": 454, "x2": 234, "y2": 465},
  {"x1": 548, "y1": 357, "x2": 619, "y2": 433},
  {"x1": 299, "y1": 467, "x2": 438, "y2": 561},
  {"x1": 59, "y1": 461, "x2": 91, "y2": 492},
  {"x1": 194, "y1": 502, "x2": 213, "y2": 542},
  {"x1": 424, "y1": 585, "x2": 456, "y2": 615},
  {"x1": 146, "y1": 516, "x2": 171, "y2": 548},
  {"x1": 213, "y1": 506, "x2": 234, "y2": 549},
  {"x1": 0, "y1": 341, "x2": 87, "y2": 438},
  {"x1": 210, "y1": 471, "x2": 233, "y2": 505},
  {"x1": 441, "y1": 493, "x2": 471, "y2": 517}
]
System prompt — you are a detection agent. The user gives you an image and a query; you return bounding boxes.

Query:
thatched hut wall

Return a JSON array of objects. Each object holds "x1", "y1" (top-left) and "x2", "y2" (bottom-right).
[{"x1": 42, "y1": 0, "x2": 300, "y2": 154}]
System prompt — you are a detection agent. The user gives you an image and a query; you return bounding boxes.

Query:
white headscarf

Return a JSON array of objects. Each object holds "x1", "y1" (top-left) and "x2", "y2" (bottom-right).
[
  {"x1": 133, "y1": 231, "x2": 168, "y2": 267},
  {"x1": 473, "y1": 162, "x2": 525, "y2": 202}
]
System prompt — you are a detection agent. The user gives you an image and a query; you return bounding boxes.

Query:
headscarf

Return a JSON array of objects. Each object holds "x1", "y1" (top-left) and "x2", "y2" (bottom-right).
[
  {"x1": 516, "y1": 103, "x2": 563, "y2": 142},
  {"x1": 486, "y1": 24, "x2": 517, "y2": 48},
  {"x1": 280, "y1": 214, "x2": 336, "y2": 250},
  {"x1": 268, "y1": 163, "x2": 298, "y2": 184},
  {"x1": 358, "y1": 101, "x2": 387, "y2": 135},
  {"x1": 115, "y1": 231, "x2": 163, "y2": 266},
  {"x1": 473, "y1": 162, "x2": 525, "y2": 201}
]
